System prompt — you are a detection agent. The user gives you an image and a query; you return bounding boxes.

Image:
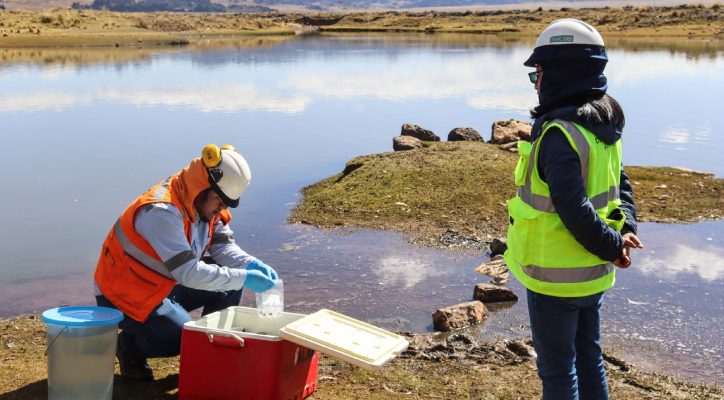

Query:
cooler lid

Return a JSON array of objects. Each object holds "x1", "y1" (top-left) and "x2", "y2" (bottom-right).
[
  {"x1": 42, "y1": 306, "x2": 123, "y2": 327},
  {"x1": 279, "y1": 309, "x2": 409, "y2": 371}
]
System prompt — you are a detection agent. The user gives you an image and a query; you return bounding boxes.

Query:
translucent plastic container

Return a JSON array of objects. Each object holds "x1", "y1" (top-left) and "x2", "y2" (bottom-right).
[
  {"x1": 256, "y1": 279, "x2": 284, "y2": 318},
  {"x1": 42, "y1": 306, "x2": 123, "y2": 400}
]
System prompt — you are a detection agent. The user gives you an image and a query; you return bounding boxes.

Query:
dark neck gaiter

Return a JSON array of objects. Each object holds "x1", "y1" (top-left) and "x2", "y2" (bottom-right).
[{"x1": 538, "y1": 57, "x2": 608, "y2": 111}]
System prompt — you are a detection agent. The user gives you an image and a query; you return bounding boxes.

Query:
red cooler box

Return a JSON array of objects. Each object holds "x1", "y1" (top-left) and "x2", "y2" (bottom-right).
[
  {"x1": 179, "y1": 307, "x2": 318, "y2": 400},
  {"x1": 179, "y1": 306, "x2": 409, "y2": 400}
]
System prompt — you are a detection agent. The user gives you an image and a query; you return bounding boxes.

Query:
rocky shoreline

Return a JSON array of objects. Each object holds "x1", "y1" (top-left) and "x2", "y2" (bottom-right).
[{"x1": 1, "y1": 314, "x2": 722, "y2": 399}]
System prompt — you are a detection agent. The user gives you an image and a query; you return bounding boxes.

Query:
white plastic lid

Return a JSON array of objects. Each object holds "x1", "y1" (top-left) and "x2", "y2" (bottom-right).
[{"x1": 279, "y1": 309, "x2": 408, "y2": 371}]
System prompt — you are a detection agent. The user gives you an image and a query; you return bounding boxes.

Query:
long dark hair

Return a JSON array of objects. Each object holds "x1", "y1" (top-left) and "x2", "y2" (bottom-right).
[{"x1": 531, "y1": 93, "x2": 625, "y2": 130}]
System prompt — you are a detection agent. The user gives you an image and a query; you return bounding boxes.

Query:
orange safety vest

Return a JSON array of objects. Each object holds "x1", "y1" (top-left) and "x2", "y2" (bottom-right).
[{"x1": 94, "y1": 158, "x2": 232, "y2": 322}]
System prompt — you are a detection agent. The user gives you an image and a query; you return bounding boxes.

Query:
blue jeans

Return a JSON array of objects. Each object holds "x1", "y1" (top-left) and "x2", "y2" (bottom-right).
[
  {"x1": 96, "y1": 285, "x2": 242, "y2": 360},
  {"x1": 527, "y1": 289, "x2": 608, "y2": 400}
]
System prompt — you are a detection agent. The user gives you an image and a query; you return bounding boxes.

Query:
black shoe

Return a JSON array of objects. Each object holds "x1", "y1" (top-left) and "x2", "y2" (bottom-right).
[{"x1": 116, "y1": 345, "x2": 154, "y2": 381}]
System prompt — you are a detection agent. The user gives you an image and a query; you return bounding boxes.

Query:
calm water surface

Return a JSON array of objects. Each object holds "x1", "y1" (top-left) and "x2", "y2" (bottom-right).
[{"x1": 0, "y1": 34, "x2": 722, "y2": 384}]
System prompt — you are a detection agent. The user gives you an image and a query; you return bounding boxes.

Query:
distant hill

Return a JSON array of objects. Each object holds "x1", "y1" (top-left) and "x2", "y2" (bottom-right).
[{"x1": 73, "y1": 0, "x2": 227, "y2": 12}]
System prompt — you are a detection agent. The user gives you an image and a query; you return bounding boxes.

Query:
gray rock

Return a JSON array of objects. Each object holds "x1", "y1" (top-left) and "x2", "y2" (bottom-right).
[
  {"x1": 393, "y1": 135, "x2": 423, "y2": 151},
  {"x1": 432, "y1": 301, "x2": 488, "y2": 332},
  {"x1": 448, "y1": 127, "x2": 483, "y2": 142},
  {"x1": 473, "y1": 283, "x2": 518, "y2": 303},
  {"x1": 401, "y1": 123, "x2": 440, "y2": 141},
  {"x1": 489, "y1": 238, "x2": 507, "y2": 256},
  {"x1": 490, "y1": 119, "x2": 532, "y2": 144}
]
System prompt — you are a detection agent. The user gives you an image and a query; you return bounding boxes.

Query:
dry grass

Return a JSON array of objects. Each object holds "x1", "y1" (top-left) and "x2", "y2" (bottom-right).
[
  {"x1": 2, "y1": 315, "x2": 722, "y2": 399},
  {"x1": 0, "y1": 4, "x2": 721, "y2": 48}
]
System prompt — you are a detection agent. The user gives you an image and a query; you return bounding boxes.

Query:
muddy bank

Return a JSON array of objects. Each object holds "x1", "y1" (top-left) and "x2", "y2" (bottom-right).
[
  {"x1": 0, "y1": 4, "x2": 721, "y2": 47},
  {"x1": 290, "y1": 141, "x2": 723, "y2": 249},
  {"x1": 1, "y1": 314, "x2": 721, "y2": 399}
]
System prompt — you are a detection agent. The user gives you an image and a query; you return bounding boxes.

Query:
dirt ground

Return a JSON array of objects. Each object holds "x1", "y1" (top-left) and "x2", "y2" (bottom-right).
[{"x1": 1, "y1": 315, "x2": 722, "y2": 399}]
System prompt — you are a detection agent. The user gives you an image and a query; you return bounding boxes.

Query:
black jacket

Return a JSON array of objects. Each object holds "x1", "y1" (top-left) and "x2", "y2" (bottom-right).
[{"x1": 531, "y1": 99, "x2": 637, "y2": 263}]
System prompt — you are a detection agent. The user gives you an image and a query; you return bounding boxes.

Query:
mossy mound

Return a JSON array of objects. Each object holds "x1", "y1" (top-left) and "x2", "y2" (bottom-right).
[{"x1": 290, "y1": 142, "x2": 723, "y2": 248}]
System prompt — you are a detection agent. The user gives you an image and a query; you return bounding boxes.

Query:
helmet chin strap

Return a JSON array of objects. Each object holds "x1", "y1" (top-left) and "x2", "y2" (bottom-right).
[{"x1": 208, "y1": 172, "x2": 240, "y2": 208}]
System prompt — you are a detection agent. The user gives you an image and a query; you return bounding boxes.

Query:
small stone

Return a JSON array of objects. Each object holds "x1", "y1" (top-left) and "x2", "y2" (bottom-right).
[
  {"x1": 432, "y1": 301, "x2": 488, "y2": 332},
  {"x1": 655, "y1": 184, "x2": 668, "y2": 189},
  {"x1": 505, "y1": 339, "x2": 536, "y2": 358},
  {"x1": 473, "y1": 255, "x2": 509, "y2": 284},
  {"x1": 401, "y1": 123, "x2": 440, "y2": 141},
  {"x1": 473, "y1": 283, "x2": 518, "y2": 303},
  {"x1": 393, "y1": 135, "x2": 423, "y2": 151},
  {"x1": 448, "y1": 127, "x2": 483, "y2": 142},
  {"x1": 489, "y1": 238, "x2": 507, "y2": 256},
  {"x1": 490, "y1": 119, "x2": 532, "y2": 144}
]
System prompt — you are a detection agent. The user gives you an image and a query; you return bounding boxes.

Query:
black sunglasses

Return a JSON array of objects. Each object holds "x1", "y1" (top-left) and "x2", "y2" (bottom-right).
[{"x1": 528, "y1": 71, "x2": 539, "y2": 84}]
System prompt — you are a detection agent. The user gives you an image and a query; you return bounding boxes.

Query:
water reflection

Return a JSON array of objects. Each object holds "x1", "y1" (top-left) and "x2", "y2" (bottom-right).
[
  {"x1": 374, "y1": 256, "x2": 434, "y2": 288},
  {"x1": 639, "y1": 243, "x2": 724, "y2": 282},
  {"x1": 0, "y1": 34, "x2": 722, "y2": 384},
  {"x1": 99, "y1": 85, "x2": 311, "y2": 114},
  {"x1": 0, "y1": 91, "x2": 92, "y2": 112}
]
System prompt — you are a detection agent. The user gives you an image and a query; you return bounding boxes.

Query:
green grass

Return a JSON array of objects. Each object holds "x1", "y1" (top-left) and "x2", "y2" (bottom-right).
[{"x1": 290, "y1": 142, "x2": 723, "y2": 248}]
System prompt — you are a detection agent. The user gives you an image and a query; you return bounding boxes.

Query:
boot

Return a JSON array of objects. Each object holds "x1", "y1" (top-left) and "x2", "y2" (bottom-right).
[{"x1": 116, "y1": 337, "x2": 154, "y2": 381}]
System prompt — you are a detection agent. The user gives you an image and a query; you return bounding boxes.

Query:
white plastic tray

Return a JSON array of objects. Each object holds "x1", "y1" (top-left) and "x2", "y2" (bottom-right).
[{"x1": 279, "y1": 309, "x2": 409, "y2": 371}]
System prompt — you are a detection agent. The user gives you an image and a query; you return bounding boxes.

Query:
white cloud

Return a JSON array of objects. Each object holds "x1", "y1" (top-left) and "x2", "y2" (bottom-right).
[
  {"x1": 637, "y1": 244, "x2": 724, "y2": 282},
  {"x1": 373, "y1": 256, "x2": 433, "y2": 288},
  {"x1": 661, "y1": 127, "x2": 689, "y2": 145},
  {"x1": 0, "y1": 92, "x2": 92, "y2": 112},
  {"x1": 283, "y1": 52, "x2": 531, "y2": 103},
  {"x1": 468, "y1": 91, "x2": 537, "y2": 112},
  {"x1": 98, "y1": 84, "x2": 310, "y2": 114},
  {"x1": 607, "y1": 51, "x2": 723, "y2": 86}
]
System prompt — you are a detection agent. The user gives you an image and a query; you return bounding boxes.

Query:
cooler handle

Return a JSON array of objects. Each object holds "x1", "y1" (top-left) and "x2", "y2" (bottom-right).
[{"x1": 206, "y1": 331, "x2": 245, "y2": 348}]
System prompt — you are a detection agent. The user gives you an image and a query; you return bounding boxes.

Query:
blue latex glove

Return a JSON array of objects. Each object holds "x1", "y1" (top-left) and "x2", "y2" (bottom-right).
[
  {"x1": 243, "y1": 270, "x2": 275, "y2": 293},
  {"x1": 247, "y1": 259, "x2": 278, "y2": 281}
]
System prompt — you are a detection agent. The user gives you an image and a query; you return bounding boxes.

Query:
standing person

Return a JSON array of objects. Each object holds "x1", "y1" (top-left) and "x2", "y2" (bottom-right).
[
  {"x1": 503, "y1": 20, "x2": 644, "y2": 399},
  {"x1": 94, "y1": 144, "x2": 278, "y2": 381}
]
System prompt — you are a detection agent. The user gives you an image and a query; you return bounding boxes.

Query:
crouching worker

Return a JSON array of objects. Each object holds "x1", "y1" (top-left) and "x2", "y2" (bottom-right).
[{"x1": 93, "y1": 144, "x2": 278, "y2": 381}]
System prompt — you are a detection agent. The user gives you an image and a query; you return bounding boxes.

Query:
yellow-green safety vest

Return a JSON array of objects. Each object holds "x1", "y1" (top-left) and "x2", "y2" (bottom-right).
[{"x1": 503, "y1": 119, "x2": 626, "y2": 297}]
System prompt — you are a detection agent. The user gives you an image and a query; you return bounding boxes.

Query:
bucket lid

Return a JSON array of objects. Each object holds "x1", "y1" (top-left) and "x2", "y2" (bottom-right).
[
  {"x1": 42, "y1": 306, "x2": 123, "y2": 327},
  {"x1": 279, "y1": 309, "x2": 409, "y2": 371}
]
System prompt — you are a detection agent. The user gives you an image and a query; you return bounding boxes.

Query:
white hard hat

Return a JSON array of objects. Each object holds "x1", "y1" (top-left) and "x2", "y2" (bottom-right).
[
  {"x1": 202, "y1": 144, "x2": 251, "y2": 208},
  {"x1": 524, "y1": 19, "x2": 605, "y2": 67}
]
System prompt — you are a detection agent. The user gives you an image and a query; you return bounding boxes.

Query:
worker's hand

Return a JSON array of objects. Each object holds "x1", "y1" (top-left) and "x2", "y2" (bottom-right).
[
  {"x1": 613, "y1": 233, "x2": 643, "y2": 269},
  {"x1": 612, "y1": 252, "x2": 631, "y2": 269},
  {"x1": 243, "y1": 270, "x2": 275, "y2": 293},
  {"x1": 247, "y1": 259, "x2": 278, "y2": 280},
  {"x1": 623, "y1": 233, "x2": 644, "y2": 251},
  {"x1": 622, "y1": 233, "x2": 644, "y2": 267}
]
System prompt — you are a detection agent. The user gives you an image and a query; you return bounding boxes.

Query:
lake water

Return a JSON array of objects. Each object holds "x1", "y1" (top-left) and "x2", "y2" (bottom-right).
[{"x1": 0, "y1": 34, "x2": 722, "y2": 385}]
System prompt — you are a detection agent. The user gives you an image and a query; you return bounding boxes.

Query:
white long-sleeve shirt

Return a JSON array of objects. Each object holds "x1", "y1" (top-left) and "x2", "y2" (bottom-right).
[{"x1": 94, "y1": 203, "x2": 255, "y2": 295}]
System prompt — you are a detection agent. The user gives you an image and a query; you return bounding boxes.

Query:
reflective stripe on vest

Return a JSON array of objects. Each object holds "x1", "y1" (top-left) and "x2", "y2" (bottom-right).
[
  {"x1": 504, "y1": 118, "x2": 623, "y2": 297},
  {"x1": 114, "y1": 219, "x2": 197, "y2": 274},
  {"x1": 517, "y1": 120, "x2": 619, "y2": 213},
  {"x1": 113, "y1": 219, "x2": 174, "y2": 279},
  {"x1": 152, "y1": 177, "x2": 171, "y2": 201},
  {"x1": 522, "y1": 263, "x2": 614, "y2": 284}
]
